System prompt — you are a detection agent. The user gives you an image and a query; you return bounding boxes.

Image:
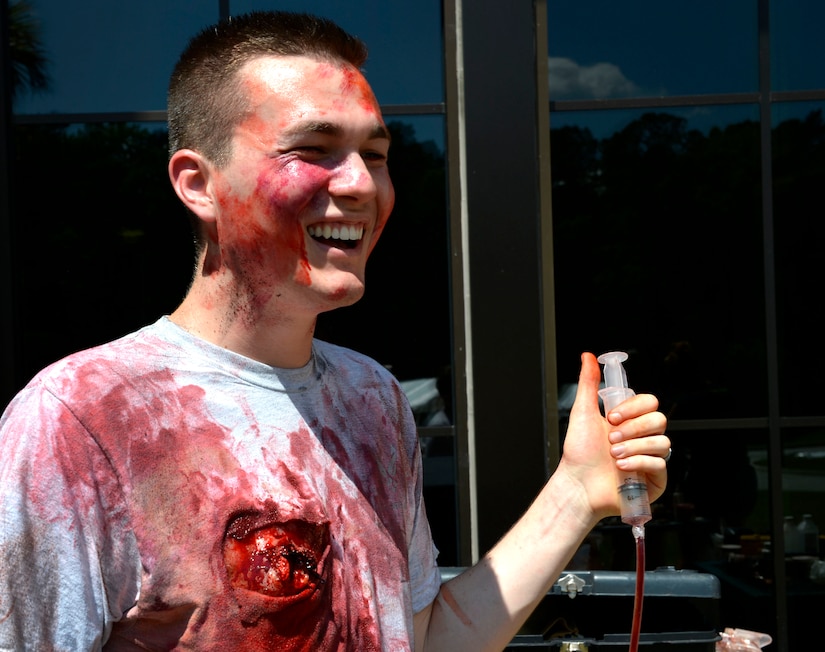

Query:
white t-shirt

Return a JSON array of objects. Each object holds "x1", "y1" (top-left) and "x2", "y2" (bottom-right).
[{"x1": 0, "y1": 317, "x2": 440, "y2": 651}]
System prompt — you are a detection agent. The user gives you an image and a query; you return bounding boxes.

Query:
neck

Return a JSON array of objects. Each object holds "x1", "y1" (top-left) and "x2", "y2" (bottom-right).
[{"x1": 170, "y1": 276, "x2": 317, "y2": 369}]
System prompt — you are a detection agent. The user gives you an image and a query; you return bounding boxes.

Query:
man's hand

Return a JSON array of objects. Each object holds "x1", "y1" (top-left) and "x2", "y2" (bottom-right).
[{"x1": 559, "y1": 352, "x2": 670, "y2": 521}]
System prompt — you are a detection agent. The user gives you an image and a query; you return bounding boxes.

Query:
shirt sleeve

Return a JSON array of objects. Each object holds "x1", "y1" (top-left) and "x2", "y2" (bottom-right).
[
  {"x1": 408, "y1": 497, "x2": 441, "y2": 613},
  {"x1": 0, "y1": 382, "x2": 141, "y2": 651},
  {"x1": 405, "y1": 423, "x2": 441, "y2": 614}
]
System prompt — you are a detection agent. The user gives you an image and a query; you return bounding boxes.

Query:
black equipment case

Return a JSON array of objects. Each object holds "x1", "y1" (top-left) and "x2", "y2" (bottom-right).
[{"x1": 439, "y1": 566, "x2": 721, "y2": 650}]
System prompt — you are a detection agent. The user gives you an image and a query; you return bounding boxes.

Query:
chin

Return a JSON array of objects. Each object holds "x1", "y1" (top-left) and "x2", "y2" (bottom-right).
[{"x1": 318, "y1": 283, "x2": 365, "y2": 312}]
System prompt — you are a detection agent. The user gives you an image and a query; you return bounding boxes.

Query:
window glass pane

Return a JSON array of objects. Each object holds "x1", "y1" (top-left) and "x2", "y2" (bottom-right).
[
  {"x1": 772, "y1": 102, "x2": 825, "y2": 417},
  {"x1": 421, "y1": 433, "x2": 458, "y2": 565},
  {"x1": 12, "y1": 1, "x2": 217, "y2": 115},
  {"x1": 780, "y1": 427, "x2": 825, "y2": 649},
  {"x1": 781, "y1": 429, "x2": 825, "y2": 544},
  {"x1": 547, "y1": 0, "x2": 758, "y2": 99},
  {"x1": 551, "y1": 105, "x2": 766, "y2": 419},
  {"x1": 10, "y1": 123, "x2": 193, "y2": 387},
  {"x1": 591, "y1": 429, "x2": 772, "y2": 638},
  {"x1": 771, "y1": 0, "x2": 825, "y2": 92},
  {"x1": 686, "y1": 430, "x2": 776, "y2": 644},
  {"x1": 584, "y1": 428, "x2": 771, "y2": 624},
  {"x1": 231, "y1": 0, "x2": 445, "y2": 105}
]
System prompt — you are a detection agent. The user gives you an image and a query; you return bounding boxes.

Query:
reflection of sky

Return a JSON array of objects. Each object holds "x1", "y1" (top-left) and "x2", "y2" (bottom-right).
[
  {"x1": 14, "y1": 0, "x2": 445, "y2": 147},
  {"x1": 547, "y1": 0, "x2": 759, "y2": 98},
  {"x1": 546, "y1": 0, "x2": 825, "y2": 140},
  {"x1": 550, "y1": 104, "x2": 762, "y2": 142},
  {"x1": 547, "y1": 0, "x2": 825, "y2": 99},
  {"x1": 14, "y1": 1, "x2": 217, "y2": 114},
  {"x1": 14, "y1": 0, "x2": 825, "y2": 148},
  {"x1": 232, "y1": 0, "x2": 443, "y2": 106}
]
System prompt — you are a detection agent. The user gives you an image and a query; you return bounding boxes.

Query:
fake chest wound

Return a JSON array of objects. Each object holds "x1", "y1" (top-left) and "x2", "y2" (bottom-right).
[{"x1": 224, "y1": 514, "x2": 330, "y2": 600}]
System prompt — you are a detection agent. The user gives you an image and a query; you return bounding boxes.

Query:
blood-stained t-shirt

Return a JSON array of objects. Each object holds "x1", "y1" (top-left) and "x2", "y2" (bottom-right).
[{"x1": 0, "y1": 317, "x2": 441, "y2": 651}]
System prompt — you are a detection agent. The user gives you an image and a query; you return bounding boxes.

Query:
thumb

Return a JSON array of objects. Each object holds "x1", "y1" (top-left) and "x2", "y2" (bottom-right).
[{"x1": 569, "y1": 352, "x2": 602, "y2": 418}]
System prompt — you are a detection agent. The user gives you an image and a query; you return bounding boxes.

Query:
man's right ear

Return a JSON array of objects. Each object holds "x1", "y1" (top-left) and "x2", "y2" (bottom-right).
[{"x1": 168, "y1": 149, "x2": 216, "y2": 223}]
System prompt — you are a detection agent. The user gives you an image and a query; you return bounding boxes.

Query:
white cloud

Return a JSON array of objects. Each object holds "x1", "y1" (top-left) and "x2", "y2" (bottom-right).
[{"x1": 548, "y1": 57, "x2": 639, "y2": 99}]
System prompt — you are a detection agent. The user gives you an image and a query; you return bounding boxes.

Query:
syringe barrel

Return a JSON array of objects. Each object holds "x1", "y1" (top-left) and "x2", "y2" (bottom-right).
[
  {"x1": 618, "y1": 477, "x2": 652, "y2": 527},
  {"x1": 599, "y1": 386, "x2": 634, "y2": 413},
  {"x1": 598, "y1": 352, "x2": 652, "y2": 528}
]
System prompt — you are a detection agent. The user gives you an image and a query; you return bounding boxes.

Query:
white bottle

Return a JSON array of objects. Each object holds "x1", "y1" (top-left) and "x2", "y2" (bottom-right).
[
  {"x1": 797, "y1": 514, "x2": 819, "y2": 556},
  {"x1": 784, "y1": 515, "x2": 802, "y2": 555}
]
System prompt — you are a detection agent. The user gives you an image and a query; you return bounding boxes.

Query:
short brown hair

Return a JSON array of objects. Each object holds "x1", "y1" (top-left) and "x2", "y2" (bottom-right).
[{"x1": 167, "y1": 11, "x2": 368, "y2": 167}]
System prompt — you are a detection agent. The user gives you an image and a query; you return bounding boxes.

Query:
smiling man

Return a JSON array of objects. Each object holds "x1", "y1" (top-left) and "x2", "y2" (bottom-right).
[
  {"x1": 167, "y1": 53, "x2": 394, "y2": 367},
  {"x1": 0, "y1": 11, "x2": 670, "y2": 651}
]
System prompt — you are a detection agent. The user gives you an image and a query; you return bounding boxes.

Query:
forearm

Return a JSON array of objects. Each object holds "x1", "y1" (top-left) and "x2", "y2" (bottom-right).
[{"x1": 418, "y1": 469, "x2": 599, "y2": 652}]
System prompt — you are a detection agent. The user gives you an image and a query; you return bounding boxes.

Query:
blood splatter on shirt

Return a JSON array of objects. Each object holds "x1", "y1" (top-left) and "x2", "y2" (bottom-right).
[{"x1": 0, "y1": 317, "x2": 440, "y2": 651}]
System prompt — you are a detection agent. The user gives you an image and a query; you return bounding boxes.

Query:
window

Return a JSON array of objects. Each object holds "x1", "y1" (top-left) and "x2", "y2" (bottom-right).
[{"x1": 546, "y1": 2, "x2": 825, "y2": 649}]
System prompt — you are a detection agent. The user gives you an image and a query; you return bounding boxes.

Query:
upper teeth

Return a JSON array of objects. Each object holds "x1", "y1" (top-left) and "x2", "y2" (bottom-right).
[{"x1": 307, "y1": 224, "x2": 364, "y2": 241}]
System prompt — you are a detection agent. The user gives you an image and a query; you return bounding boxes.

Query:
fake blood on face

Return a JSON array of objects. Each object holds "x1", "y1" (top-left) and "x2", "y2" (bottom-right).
[
  {"x1": 214, "y1": 172, "x2": 315, "y2": 319},
  {"x1": 207, "y1": 56, "x2": 396, "y2": 323},
  {"x1": 339, "y1": 65, "x2": 383, "y2": 116}
]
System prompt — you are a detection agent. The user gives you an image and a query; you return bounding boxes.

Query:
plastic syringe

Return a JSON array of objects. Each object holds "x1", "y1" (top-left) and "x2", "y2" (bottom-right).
[{"x1": 598, "y1": 351, "x2": 652, "y2": 533}]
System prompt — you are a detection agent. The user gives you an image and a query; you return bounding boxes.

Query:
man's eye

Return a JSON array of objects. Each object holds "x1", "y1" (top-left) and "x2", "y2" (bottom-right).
[
  {"x1": 362, "y1": 150, "x2": 388, "y2": 164},
  {"x1": 295, "y1": 146, "x2": 325, "y2": 155}
]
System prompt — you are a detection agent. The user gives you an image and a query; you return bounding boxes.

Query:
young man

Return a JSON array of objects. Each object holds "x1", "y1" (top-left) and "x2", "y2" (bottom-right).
[{"x1": 0, "y1": 11, "x2": 670, "y2": 651}]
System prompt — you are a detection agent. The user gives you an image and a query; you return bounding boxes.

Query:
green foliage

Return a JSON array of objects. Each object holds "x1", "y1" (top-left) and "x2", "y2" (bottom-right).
[{"x1": 8, "y1": 0, "x2": 51, "y2": 101}]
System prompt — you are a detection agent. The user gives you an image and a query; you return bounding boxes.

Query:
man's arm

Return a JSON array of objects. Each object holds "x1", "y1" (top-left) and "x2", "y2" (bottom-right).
[{"x1": 414, "y1": 352, "x2": 669, "y2": 651}]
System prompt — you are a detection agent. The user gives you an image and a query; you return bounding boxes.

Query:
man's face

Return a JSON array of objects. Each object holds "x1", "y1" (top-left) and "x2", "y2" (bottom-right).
[{"x1": 209, "y1": 55, "x2": 395, "y2": 319}]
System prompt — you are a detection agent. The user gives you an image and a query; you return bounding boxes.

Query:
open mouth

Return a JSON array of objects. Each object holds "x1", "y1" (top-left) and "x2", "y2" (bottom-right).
[{"x1": 307, "y1": 223, "x2": 364, "y2": 250}]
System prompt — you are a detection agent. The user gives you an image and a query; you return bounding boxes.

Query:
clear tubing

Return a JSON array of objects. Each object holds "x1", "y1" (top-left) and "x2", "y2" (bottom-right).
[{"x1": 630, "y1": 532, "x2": 645, "y2": 652}]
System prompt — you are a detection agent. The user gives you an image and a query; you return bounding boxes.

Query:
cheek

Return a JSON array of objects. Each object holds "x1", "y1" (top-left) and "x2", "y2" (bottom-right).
[
  {"x1": 215, "y1": 164, "x2": 330, "y2": 277},
  {"x1": 257, "y1": 163, "x2": 330, "y2": 221},
  {"x1": 367, "y1": 178, "x2": 395, "y2": 256}
]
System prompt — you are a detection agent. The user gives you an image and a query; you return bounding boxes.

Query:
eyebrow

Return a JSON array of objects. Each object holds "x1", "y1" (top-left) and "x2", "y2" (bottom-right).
[{"x1": 282, "y1": 120, "x2": 391, "y2": 143}]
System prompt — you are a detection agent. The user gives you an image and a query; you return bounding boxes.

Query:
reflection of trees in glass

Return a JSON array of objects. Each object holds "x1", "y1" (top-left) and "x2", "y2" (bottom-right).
[
  {"x1": 8, "y1": 0, "x2": 50, "y2": 101},
  {"x1": 552, "y1": 111, "x2": 785, "y2": 418},
  {"x1": 772, "y1": 109, "x2": 825, "y2": 415},
  {"x1": 553, "y1": 111, "x2": 825, "y2": 567},
  {"x1": 11, "y1": 120, "x2": 450, "y2": 391},
  {"x1": 11, "y1": 123, "x2": 192, "y2": 386}
]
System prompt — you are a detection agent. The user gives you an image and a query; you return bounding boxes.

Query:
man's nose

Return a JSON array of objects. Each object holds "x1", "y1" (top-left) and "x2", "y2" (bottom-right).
[{"x1": 327, "y1": 153, "x2": 377, "y2": 202}]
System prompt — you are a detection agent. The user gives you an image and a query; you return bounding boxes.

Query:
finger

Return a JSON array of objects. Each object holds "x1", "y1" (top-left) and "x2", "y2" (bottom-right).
[
  {"x1": 610, "y1": 434, "x2": 672, "y2": 460},
  {"x1": 607, "y1": 411, "x2": 668, "y2": 443},
  {"x1": 604, "y1": 393, "x2": 660, "y2": 424},
  {"x1": 619, "y1": 450, "x2": 668, "y2": 490}
]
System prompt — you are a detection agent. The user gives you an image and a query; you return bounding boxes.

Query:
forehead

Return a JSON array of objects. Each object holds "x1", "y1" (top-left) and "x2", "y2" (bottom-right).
[{"x1": 238, "y1": 55, "x2": 380, "y2": 123}]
